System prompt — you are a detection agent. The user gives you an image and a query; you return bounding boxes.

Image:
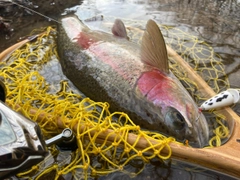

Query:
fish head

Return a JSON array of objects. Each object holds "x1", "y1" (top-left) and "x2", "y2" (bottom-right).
[
  {"x1": 162, "y1": 92, "x2": 209, "y2": 147},
  {"x1": 139, "y1": 19, "x2": 209, "y2": 147},
  {"x1": 138, "y1": 69, "x2": 209, "y2": 147}
]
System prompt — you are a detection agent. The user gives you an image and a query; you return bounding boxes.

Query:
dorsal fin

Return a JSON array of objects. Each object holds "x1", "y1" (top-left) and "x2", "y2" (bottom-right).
[
  {"x1": 141, "y1": 20, "x2": 169, "y2": 73},
  {"x1": 111, "y1": 19, "x2": 128, "y2": 40}
]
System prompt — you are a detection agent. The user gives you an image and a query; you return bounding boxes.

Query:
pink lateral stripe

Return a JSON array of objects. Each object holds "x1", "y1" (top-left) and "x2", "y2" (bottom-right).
[{"x1": 137, "y1": 70, "x2": 172, "y2": 99}]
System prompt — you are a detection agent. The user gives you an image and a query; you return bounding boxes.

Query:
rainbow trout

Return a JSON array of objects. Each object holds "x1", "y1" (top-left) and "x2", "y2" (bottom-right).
[{"x1": 57, "y1": 15, "x2": 209, "y2": 147}]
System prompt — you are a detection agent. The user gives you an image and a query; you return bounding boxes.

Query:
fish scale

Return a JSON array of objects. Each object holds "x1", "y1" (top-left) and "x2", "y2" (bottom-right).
[
  {"x1": 57, "y1": 15, "x2": 209, "y2": 147},
  {"x1": 87, "y1": 42, "x2": 147, "y2": 86},
  {"x1": 60, "y1": 31, "x2": 171, "y2": 135}
]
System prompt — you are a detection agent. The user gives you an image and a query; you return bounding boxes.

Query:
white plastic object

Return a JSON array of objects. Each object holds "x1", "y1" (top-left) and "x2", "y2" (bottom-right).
[{"x1": 199, "y1": 89, "x2": 240, "y2": 111}]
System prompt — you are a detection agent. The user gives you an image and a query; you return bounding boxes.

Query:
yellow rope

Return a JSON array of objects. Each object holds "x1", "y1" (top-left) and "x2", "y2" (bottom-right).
[{"x1": 0, "y1": 22, "x2": 230, "y2": 179}]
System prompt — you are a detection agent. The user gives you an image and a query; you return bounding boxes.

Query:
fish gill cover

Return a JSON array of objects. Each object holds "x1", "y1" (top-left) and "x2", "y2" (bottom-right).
[{"x1": 0, "y1": 18, "x2": 230, "y2": 179}]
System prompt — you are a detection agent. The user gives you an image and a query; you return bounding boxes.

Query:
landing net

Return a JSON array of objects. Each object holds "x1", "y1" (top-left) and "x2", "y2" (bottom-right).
[{"x1": 0, "y1": 19, "x2": 230, "y2": 179}]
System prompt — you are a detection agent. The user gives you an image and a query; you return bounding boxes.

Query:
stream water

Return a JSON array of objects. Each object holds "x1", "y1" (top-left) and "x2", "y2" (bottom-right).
[{"x1": 0, "y1": 0, "x2": 240, "y2": 179}]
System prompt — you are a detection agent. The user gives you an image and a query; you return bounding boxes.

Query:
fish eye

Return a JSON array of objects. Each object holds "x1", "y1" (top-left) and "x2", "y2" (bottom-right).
[
  {"x1": 165, "y1": 108, "x2": 186, "y2": 131},
  {"x1": 172, "y1": 111, "x2": 185, "y2": 130}
]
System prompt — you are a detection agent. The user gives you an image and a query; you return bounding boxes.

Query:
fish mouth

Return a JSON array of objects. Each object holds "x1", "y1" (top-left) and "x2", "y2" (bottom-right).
[
  {"x1": 188, "y1": 112, "x2": 210, "y2": 148},
  {"x1": 183, "y1": 103, "x2": 209, "y2": 148},
  {"x1": 164, "y1": 106, "x2": 209, "y2": 147}
]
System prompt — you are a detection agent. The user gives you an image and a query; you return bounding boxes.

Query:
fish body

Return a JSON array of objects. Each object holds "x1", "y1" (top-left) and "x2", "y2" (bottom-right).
[{"x1": 57, "y1": 15, "x2": 209, "y2": 147}]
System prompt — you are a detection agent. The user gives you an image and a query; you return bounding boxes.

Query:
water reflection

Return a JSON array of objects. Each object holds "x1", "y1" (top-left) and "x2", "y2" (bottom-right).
[{"x1": 99, "y1": 159, "x2": 235, "y2": 180}]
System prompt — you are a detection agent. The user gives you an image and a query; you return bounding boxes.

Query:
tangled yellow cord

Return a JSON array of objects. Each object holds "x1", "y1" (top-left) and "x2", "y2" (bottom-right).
[
  {"x1": 0, "y1": 27, "x2": 174, "y2": 179},
  {"x1": 0, "y1": 22, "x2": 230, "y2": 179}
]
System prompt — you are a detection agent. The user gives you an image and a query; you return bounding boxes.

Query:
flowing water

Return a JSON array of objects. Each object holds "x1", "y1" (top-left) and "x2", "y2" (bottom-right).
[{"x1": 0, "y1": 0, "x2": 240, "y2": 179}]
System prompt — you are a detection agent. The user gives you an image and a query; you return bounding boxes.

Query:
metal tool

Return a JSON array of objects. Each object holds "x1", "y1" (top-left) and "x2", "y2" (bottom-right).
[{"x1": 0, "y1": 82, "x2": 76, "y2": 179}]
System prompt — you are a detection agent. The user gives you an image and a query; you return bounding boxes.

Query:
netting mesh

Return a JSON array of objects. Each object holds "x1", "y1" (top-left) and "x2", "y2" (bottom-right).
[{"x1": 0, "y1": 18, "x2": 230, "y2": 179}]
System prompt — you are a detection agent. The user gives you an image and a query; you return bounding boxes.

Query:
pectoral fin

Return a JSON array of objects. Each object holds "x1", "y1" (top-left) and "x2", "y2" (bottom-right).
[{"x1": 141, "y1": 20, "x2": 169, "y2": 74}]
